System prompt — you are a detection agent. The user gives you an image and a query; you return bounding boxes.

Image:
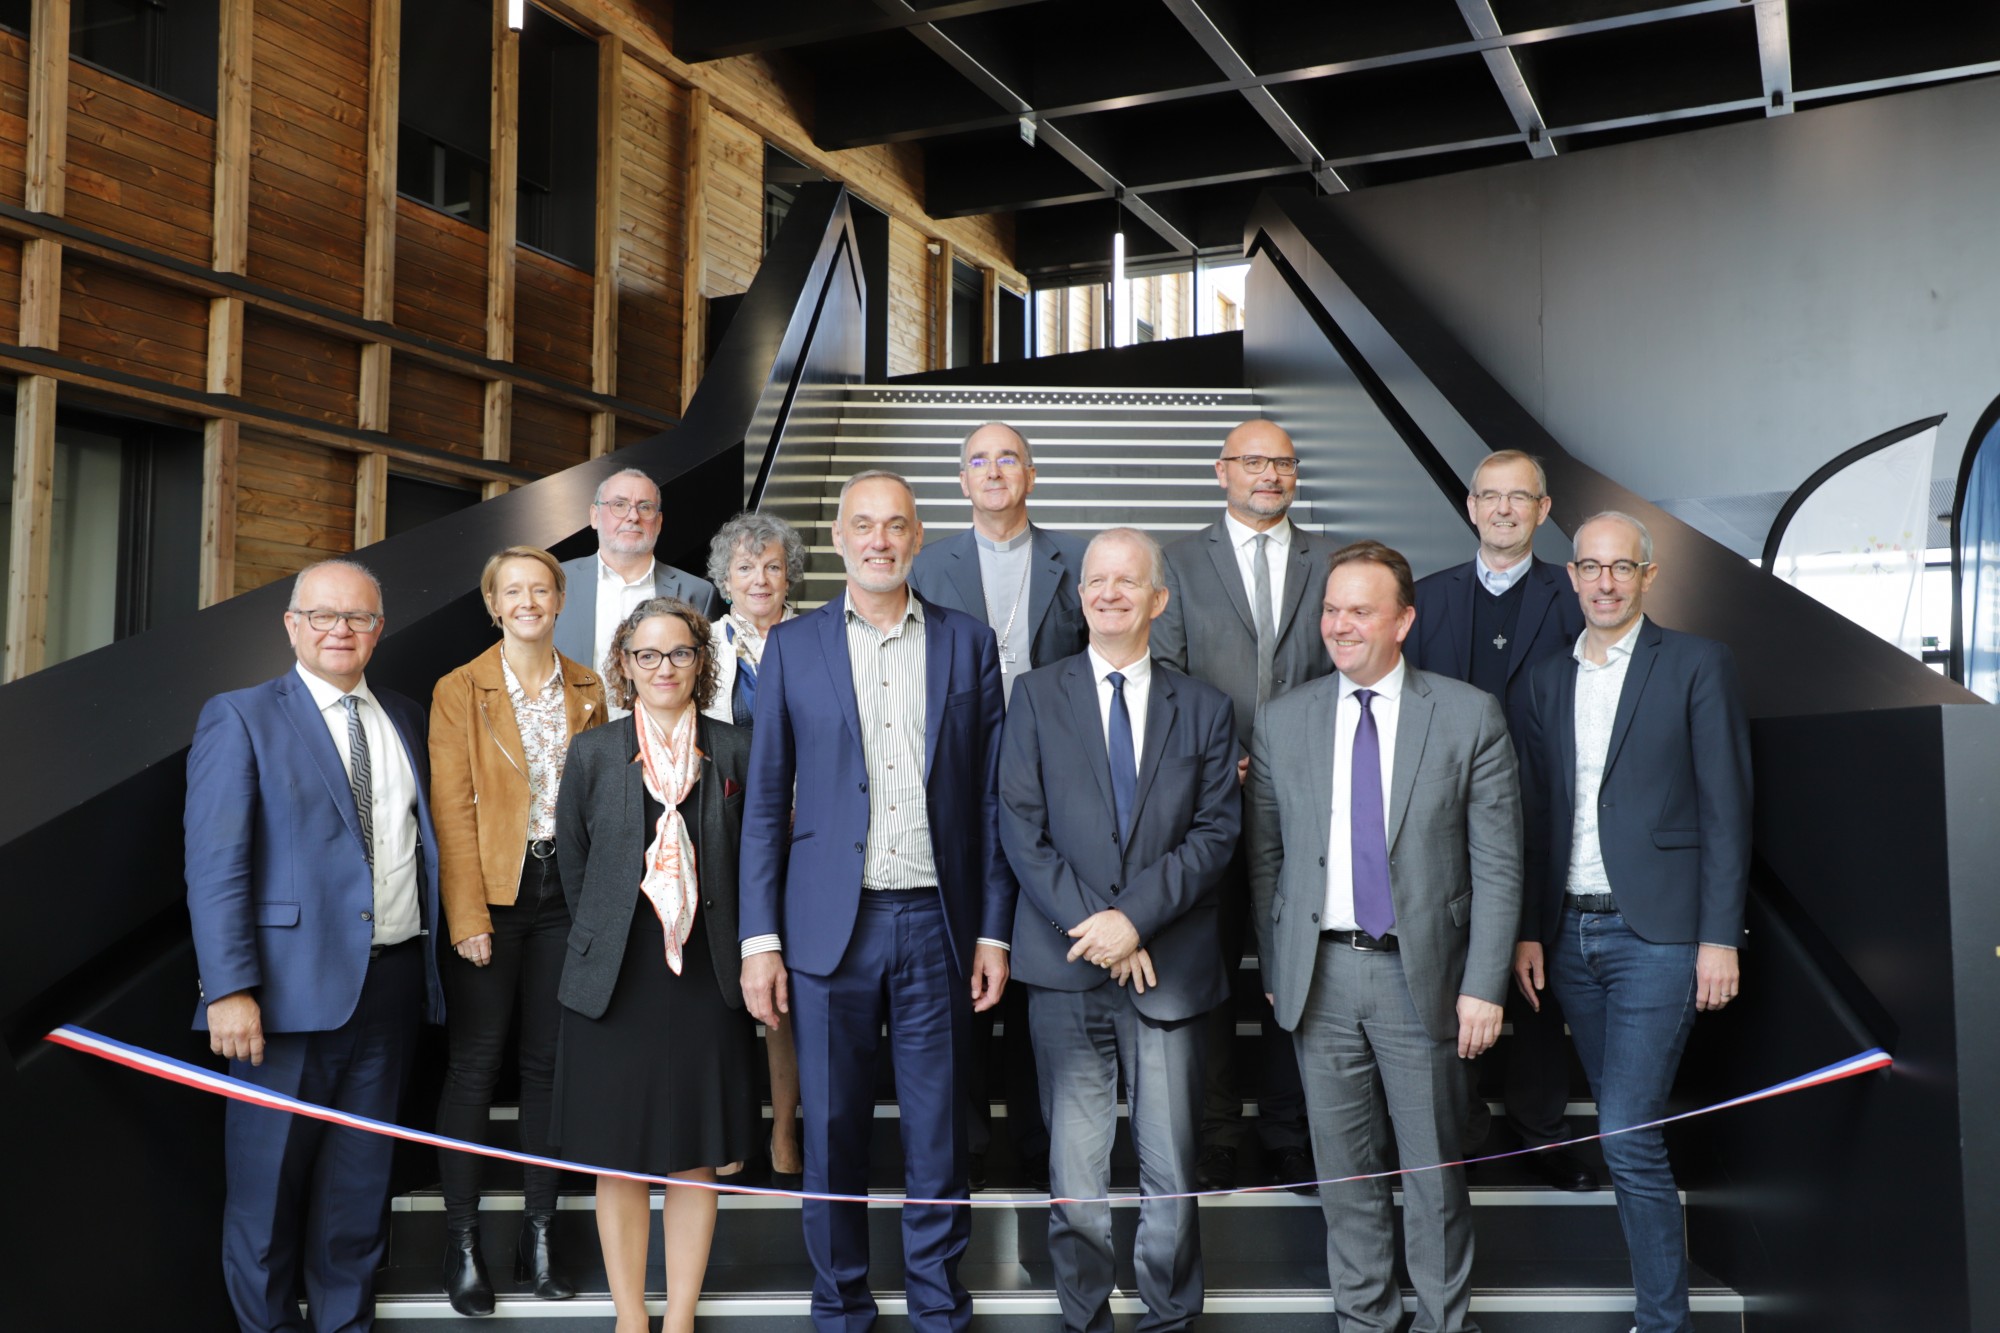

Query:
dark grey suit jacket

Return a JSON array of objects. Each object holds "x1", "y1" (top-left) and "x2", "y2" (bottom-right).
[
  {"x1": 1246, "y1": 665, "x2": 1523, "y2": 1041},
  {"x1": 553, "y1": 713, "x2": 750, "y2": 1018},
  {"x1": 552, "y1": 554, "x2": 723, "y2": 673},
  {"x1": 1151, "y1": 518, "x2": 1334, "y2": 748},
  {"x1": 1517, "y1": 618, "x2": 1751, "y2": 949},
  {"x1": 998, "y1": 653, "x2": 1238, "y2": 1023},
  {"x1": 907, "y1": 525, "x2": 1088, "y2": 673}
]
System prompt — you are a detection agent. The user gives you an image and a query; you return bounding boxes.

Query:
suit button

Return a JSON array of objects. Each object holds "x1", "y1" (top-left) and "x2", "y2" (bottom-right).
[
  {"x1": 855, "y1": 842, "x2": 864, "y2": 852},
  {"x1": 704, "y1": 899, "x2": 715, "y2": 909},
  {"x1": 860, "y1": 781, "x2": 868, "y2": 792},
  {"x1": 360, "y1": 911, "x2": 373, "y2": 922},
  {"x1": 1311, "y1": 912, "x2": 1319, "y2": 923},
  {"x1": 1319, "y1": 856, "x2": 1326, "y2": 867}
]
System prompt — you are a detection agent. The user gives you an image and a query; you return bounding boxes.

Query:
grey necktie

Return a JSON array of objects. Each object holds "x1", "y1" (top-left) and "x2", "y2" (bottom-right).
[
  {"x1": 1253, "y1": 532, "x2": 1277, "y2": 706},
  {"x1": 341, "y1": 695, "x2": 375, "y2": 867}
]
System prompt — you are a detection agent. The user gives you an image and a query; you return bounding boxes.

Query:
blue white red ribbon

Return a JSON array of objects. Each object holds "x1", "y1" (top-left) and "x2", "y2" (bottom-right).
[{"x1": 43, "y1": 1025, "x2": 1889, "y2": 1206}]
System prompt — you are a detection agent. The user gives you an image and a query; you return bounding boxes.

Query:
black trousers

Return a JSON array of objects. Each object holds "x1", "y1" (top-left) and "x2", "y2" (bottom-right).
[{"x1": 436, "y1": 852, "x2": 569, "y2": 1228}]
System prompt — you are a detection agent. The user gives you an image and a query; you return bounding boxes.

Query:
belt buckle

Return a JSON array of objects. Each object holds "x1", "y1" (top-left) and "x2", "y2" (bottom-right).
[
  {"x1": 1349, "y1": 931, "x2": 1384, "y2": 952},
  {"x1": 529, "y1": 839, "x2": 556, "y2": 861}
]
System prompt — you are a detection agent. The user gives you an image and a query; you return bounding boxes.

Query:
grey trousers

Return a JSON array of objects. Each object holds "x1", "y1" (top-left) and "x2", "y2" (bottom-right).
[
  {"x1": 1029, "y1": 983, "x2": 1205, "y2": 1333},
  {"x1": 1295, "y1": 942, "x2": 1478, "y2": 1333}
]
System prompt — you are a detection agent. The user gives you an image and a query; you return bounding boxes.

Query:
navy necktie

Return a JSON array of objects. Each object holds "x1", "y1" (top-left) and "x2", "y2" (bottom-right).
[
  {"x1": 1107, "y1": 671, "x2": 1137, "y2": 846},
  {"x1": 1350, "y1": 688, "x2": 1394, "y2": 937}
]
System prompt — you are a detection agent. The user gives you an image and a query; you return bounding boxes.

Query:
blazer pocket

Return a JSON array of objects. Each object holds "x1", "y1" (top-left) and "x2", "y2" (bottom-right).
[
  {"x1": 255, "y1": 901, "x2": 301, "y2": 928},
  {"x1": 789, "y1": 828, "x2": 817, "y2": 845},
  {"x1": 944, "y1": 687, "x2": 981, "y2": 711},
  {"x1": 567, "y1": 923, "x2": 595, "y2": 957},
  {"x1": 1414, "y1": 764, "x2": 1465, "y2": 790},
  {"x1": 1652, "y1": 828, "x2": 1702, "y2": 849},
  {"x1": 1447, "y1": 891, "x2": 1472, "y2": 928}
]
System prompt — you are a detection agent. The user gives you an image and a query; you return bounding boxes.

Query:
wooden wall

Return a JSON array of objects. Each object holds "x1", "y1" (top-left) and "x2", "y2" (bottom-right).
[{"x1": 1, "y1": 1, "x2": 1020, "y2": 681}]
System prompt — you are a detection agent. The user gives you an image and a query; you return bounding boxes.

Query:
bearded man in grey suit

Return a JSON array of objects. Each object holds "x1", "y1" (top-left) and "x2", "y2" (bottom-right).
[{"x1": 1246, "y1": 540, "x2": 1522, "y2": 1333}]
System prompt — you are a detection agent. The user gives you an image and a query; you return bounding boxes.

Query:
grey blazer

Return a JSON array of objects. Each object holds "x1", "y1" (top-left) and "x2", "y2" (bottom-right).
[
  {"x1": 552, "y1": 554, "x2": 724, "y2": 673},
  {"x1": 553, "y1": 713, "x2": 750, "y2": 1019},
  {"x1": 907, "y1": 524, "x2": 1088, "y2": 672},
  {"x1": 1151, "y1": 518, "x2": 1334, "y2": 748},
  {"x1": 1245, "y1": 665, "x2": 1523, "y2": 1042}
]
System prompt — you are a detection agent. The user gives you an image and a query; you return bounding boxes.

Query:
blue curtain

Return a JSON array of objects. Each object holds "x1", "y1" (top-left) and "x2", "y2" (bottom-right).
[{"x1": 1961, "y1": 413, "x2": 2000, "y2": 701}]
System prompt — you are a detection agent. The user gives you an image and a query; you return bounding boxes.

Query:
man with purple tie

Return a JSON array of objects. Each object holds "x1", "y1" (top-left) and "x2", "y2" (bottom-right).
[{"x1": 1245, "y1": 540, "x2": 1522, "y2": 1333}]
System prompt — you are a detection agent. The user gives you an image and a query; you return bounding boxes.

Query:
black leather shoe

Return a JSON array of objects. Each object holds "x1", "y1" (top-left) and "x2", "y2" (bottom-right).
[
  {"x1": 967, "y1": 1151, "x2": 989, "y2": 1193},
  {"x1": 1196, "y1": 1145, "x2": 1236, "y2": 1192},
  {"x1": 514, "y1": 1212, "x2": 575, "y2": 1301},
  {"x1": 1522, "y1": 1145, "x2": 1599, "y2": 1192},
  {"x1": 1273, "y1": 1146, "x2": 1319, "y2": 1195},
  {"x1": 1022, "y1": 1152, "x2": 1051, "y2": 1194},
  {"x1": 442, "y1": 1224, "x2": 496, "y2": 1316}
]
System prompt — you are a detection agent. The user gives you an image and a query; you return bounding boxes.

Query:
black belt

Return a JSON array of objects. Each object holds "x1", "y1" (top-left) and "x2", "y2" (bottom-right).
[
  {"x1": 1568, "y1": 893, "x2": 1619, "y2": 914},
  {"x1": 1321, "y1": 928, "x2": 1398, "y2": 952},
  {"x1": 368, "y1": 936, "x2": 420, "y2": 961},
  {"x1": 528, "y1": 838, "x2": 556, "y2": 861}
]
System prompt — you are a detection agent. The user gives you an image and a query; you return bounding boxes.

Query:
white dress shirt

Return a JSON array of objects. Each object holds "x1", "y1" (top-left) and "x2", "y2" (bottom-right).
[
  {"x1": 293, "y1": 662, "x2": 422, "y2": 946},
  {"x1": 594, "y1": 554, "x2": 658, "y2": 719},
  {"x1": 1321, "y1": 658, "x2": 1405, "y2": 932},
  {"x1": 1475, "y1": 550, "x2": 1532, "y2": 597},
  {"x1": 1086, "y1": 645, "x2": 1152, "y2": 772},
  {"x1": 1223, "y1": 512, "x2": 1292, "y2": 637},
  {"x1": 1566, "y1": 617, "x2": 1643, "y2": 898}
]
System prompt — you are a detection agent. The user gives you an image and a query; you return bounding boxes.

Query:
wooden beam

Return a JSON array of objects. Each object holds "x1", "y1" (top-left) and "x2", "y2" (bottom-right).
[
  {"x1": 358, "y1": 342, "x2": 392, "y2": 433},
  {"x1": 980, "y1": 265, "x2": 997, "y2": 364},
  {"x1": 932, "y1": 240, "x2": 953, "y2": 370},
  {"x1": 681, "y1": 86, "x2": 711, "y2": 412},
  {"x1": 208, "y1": 296, "x2": 245, "y2": 397},
  {"x1": 200, "y1": 421, "x2": 239, "y2": 607},
  {"x1": 212, "y1": 0, "x2": 255, "y2": 274},
  {"x1": 25, "y1": 0, "x2": 70, "y2": 216},
  {"x1": 5, "y1": 375, "x2": 57, "y2": 681},
  {"x1": 354, "y1": 451, "x2": 389, "y2": 550},
  {"x1": 483, "y1": 379, "x2": 513, "y2": 468},
  {"x1": 593, "y1": 32, "x2": 623, "y2": 398},
  {"x1": 363, "y1": 0, "x2": 402, "y2": 324},
  {"x1": 18, "y1": 239, "x2": 61, "y2": 350},
  {"x1": 487, "y1": 1, "x2": 520, "y2": 363}
]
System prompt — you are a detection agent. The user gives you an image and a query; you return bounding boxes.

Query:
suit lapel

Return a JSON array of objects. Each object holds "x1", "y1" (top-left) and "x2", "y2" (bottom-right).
[
  {"x1": 1063, "y1": 659, "x2": 1118, "y2": 827},
  {"x1": 1507, "y1": 560, "x2": 1559, "y2": 682},
  {"x1": 1553, "y1": 653, "x2": 1579, "y2": 807},
  {"x1": 1302, "y1": 679, "x2": 1337, "y2": 865},
  {"x1": 922, "y1": 599, "x2": 951, "y2": 782},
  {"x1": 1385, "y1": 670, "x2": 1434, "y2": 852},
  {"x1": 945, "y1": 535, "x2": 986, "y2": 619},
  {"x1": 1026, "y1": 525, "x2": 1064, "y2": 640},
  {"x1": 278, "y1": 672, "x2": 367, "y2": 851},
  {"x1": 1203, "y1": 523, "x2": 1259, "y2": 640},
  {"x1": 1440, "y1": 564, "x2": 1475, "y2": 680},
  {"x1": 1272, "y1": 528, "x2": 1313, "y2": 646},
  {"x1": 816, "y1": 596, "x2": 866, "y2": 754},
  {"x1": 1602, "y1": 619, "x2": 1662, "y2": 783},
  {"x1": 1128, "y1": 667, "x2": 1178, "y2": 831}
]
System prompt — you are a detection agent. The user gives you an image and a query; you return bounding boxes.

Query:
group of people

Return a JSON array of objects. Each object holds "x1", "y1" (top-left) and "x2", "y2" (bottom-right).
[{"x1": 183, "y1": 416, "x2": 1749, "y2": 1333}]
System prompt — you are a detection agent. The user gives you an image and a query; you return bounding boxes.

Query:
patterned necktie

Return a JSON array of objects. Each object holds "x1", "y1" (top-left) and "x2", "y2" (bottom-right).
[
  {"x1": 1350, "y1": 688, "x2": 1394, "y2": 938},
  {"x1": 1107, "y1": 671, "x2": 1137, "y2": 846},
  {"x1": 1253, "y1": 532, "x2": 1277, "y2": 706},
  {"x1": 341, "y1": 695, "x2": 375, "y2": 867}
]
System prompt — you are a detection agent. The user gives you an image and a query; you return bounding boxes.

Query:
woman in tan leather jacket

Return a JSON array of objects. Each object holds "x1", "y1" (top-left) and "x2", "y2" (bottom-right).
[{"x1": 428, "y1": 545, "x2": 605, "y2": 1316}]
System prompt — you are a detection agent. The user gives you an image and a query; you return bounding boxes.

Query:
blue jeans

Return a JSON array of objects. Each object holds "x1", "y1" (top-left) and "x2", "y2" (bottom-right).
[{"x1": 1550, "y1": 908, "x2": 1698, "y2": 1333}]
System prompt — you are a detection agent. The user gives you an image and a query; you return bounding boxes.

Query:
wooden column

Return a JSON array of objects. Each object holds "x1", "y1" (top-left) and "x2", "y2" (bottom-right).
[
  {"x1": 358, "y1": 0, "x2": 401, "y2": 451},
  {"x1": 202, "y1": 0, "x2": 254, "y2": 606},
  {"x1": 590, "y1": 33, "x2": 623, "y2": 457},
  {"x1": 354, "y1": 452, "x2": 389, "y2": 549},
  {"x1": 482, "y1": 0, "x2": 520, "y2": 496},
  {"x1": 679, "y1": 86, "x2": 710, "y2": 412},
  {"x1": 931, "y1": 240, "x2": 953, "y2": 370},
  {"x1": 980, "y1": 267, "x2": 997, "y2": 364}
]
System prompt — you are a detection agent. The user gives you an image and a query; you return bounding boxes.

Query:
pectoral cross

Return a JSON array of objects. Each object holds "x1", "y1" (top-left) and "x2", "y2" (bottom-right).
[
  {"x1": 998, "y1": 646, "x2": 1018, "y2": 671},
  {"x1": 1492, "y1": 633, "x2": 1508, "y2": 651}
]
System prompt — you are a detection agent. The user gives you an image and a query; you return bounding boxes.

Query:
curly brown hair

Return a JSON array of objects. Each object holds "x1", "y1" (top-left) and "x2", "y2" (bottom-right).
[{"x1": 602, "y1": 597, "x2": 719, "y2": 714}]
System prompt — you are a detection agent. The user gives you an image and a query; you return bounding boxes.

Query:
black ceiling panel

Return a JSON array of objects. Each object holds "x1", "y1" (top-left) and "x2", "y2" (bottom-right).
[
  {"x1": 670, "y1": 0, "x2": 1061, "y2": 60},
  {"x1": 935, "y1": 0, "x2": 1228, "y2": 109},
  {"x1": 1047, "y1": 92, "x2": 1299, "y2": 191},
  {"x1": 1487, "y1": 0, "x2": 1705, "y2": 37},
  {"x1": 924, "y1": 127, "x2": 1106, "y2": 217},
  {"x1": 1144, "y1": 178, "x2": 1306, "y2": 252},
  {"x1": 1239, "y1": 0, "x2": 1471, "y2": 77},
  {"x1": 1789, "y1": 0, "x2": 2000, "y2": 94},
  {"x1": 1015, "y1": 198, "x2": 1183, "y2": 276},
  {"x1": 800, "y1": 30, "x2": 1012, "y2": 147},
  {"x1": 1338, "y1": 141, "x2": 1534, "y2": 190},
  {"x1": 1270, "y1": 55, "x2": 1521, "y2": 161},
  {"x1": 1516, "y1": 5, "x2": 1761, "y2": 130}
]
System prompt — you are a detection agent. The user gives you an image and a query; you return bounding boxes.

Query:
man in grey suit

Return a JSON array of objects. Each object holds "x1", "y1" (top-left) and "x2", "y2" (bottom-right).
[
  {"x1": 999, "y1": 528, "x2": 1239, "y2": 1333},
  {"x1": 552, "y1": 467, "x2": 722, "y2": 707},
  {"x1": 1152, "y1": 418, "x2": 1328, "y2": 1190},
  {"x1": 1247, "y1": 540, "x2": 1522, "y2": 1333}
]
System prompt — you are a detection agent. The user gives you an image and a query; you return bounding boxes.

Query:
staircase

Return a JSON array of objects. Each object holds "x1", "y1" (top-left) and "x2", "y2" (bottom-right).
[{"x1": 372, "y1": 384, "x2": 1744, "y2": 1328}]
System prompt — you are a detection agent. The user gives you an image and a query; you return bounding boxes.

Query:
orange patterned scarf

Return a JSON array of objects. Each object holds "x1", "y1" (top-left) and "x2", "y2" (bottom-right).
[{"x1": 635, "y1": 706, "x2": 701, "y2": 975}]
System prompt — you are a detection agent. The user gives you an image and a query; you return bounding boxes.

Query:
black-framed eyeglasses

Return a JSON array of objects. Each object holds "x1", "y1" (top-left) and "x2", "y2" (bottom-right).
[
  {"x1": 595, "y1": 498, "x2": 661, "y2": 518},
  {"x1": 1219, "y1": 454, "x2": 1298, "y2": 475},
  {"x1": 1472, "y1": 489, "x2": 1544, "y2": 507},
  {"x1": 1570, "y1": 559, "x2": 1651, "y2": 583},
  {"x1": 294, "y1": 608, "x2": 382, "y2": 633},
  {"x1": 626, "y1": 646, "x2": 699, "y2": 669}
]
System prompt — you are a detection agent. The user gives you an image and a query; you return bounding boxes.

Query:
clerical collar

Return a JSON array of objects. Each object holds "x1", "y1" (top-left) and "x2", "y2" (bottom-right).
[
  {"x1": 973, "y1": 525, "x2": 1033, "y2": 553},
  {"x1": 1475, "y1": 551, "x2": 1531, "y2": 596}
]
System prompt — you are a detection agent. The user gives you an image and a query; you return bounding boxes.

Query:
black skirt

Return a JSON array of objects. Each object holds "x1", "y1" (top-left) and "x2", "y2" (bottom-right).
[{"x1": 551, "y1": 795, "x2": 759, "y2": 1176}]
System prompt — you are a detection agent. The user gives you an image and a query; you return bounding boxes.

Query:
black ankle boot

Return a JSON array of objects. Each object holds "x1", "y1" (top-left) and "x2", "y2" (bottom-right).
[
  {"x1": 514, "y1": 1211, "x2": 575, "y2": 1300},
  {"x1": 442, "y1": 1223, "x2": 496, "y2": 1316}
]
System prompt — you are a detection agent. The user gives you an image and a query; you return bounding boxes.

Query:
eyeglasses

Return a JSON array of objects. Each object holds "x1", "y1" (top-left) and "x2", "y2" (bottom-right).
[
  {"x1": 1571, "y1": 559, "x2": 1651, "y2": 583},
  {"x1": 963, "y1": 456, "x2": 1024, "y2": 471},
  {"x1": 1219, "y1": 454, "x2": 1299, "y2": 476},
  {"x1": 293, "y1": 609, "x2": 382, "y2": 633},
  {"x1": 1472, "y1": 489, "x2": 1543, "y2": 507},
  {"x1": 626, "y1": 646, "x2": 699, "y2": 669},
  {"x1": 595, "y1": 498, "x2": 661, "y2": 518}
]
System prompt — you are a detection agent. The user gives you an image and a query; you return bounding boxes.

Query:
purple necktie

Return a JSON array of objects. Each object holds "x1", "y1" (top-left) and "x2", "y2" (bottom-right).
[{"x1": 1350, "y1": 688, "x2": 1395, "y2": 938}]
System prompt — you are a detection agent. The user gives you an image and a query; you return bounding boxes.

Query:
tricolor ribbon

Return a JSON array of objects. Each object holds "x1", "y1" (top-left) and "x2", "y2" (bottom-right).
[{"x1": 43, "y1": 1025, "x2": 1889, "y2": 1206}]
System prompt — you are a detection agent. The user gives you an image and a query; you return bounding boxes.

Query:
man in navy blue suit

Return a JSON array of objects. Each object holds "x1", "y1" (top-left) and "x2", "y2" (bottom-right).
[
  {"x1": 740, "y1": 470, "x2": 1014, "y2": 1333},
  {"x1": 1405, "y1": 449, "x2": 1594, "y2": 1190},
  {"x1": 186, "y1": 558, "x2": 444, "y2": 1333}
]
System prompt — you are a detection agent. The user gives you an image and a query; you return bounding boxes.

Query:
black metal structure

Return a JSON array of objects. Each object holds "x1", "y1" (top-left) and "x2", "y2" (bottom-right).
[
  {"x1": 0, "y1": 181, "x2": 865, "y2": 1329},
  {"x1": 1948, "y1": 389, "x2": 2000, "y2": 685},
  {"x1": 1758, "y1": 414, "x2": 1946, "y2": 570},
  {"x1": 1243, "y1": 187, "x2": 2000, "y2": 1331}
]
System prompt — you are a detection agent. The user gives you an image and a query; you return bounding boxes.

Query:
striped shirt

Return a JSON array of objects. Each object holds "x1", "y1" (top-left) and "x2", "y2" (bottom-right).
[{"x1": 849, "y1": 594, "x2": 938, "y2": 889}]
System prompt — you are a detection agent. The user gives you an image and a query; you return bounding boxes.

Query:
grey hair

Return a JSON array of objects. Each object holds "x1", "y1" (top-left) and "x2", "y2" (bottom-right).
[
  {"x1": 837, "y1": 469, "x2": 918, "y2": 519},
  {"x1": 1470, "y1": 449, "x2": 1548, "y2": 497},
  {"x1": 1574, "y1": 511, "x2": 1654, "y2": 564},
  {"x1": 959, "y1": 421, "x2": 1033, "y2": 469},
  {"x1": 706, "y1": 511, "x2": 808, "y2": 592},
  {"x1": 288, "y1": 559, "x2": 383, "y2": 611},
  {"x1": 1085, "y1": 527, "x2": 1167, "y2": 592},
  {"x1": 593, "y1": 466, "x2": 659, "y2": 505}
]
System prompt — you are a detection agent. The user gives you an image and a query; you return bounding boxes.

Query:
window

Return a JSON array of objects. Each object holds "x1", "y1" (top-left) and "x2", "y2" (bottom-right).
[
  {"x1": 1034, "y1": 283, "x2": 1106, "y2": 357},
  {"x1": 386, "y1": 473, "x2": 480, "y2": 538},
  {"x1": 399, "y1": 0, "x2": 491, "y2": 226},
  {"x1": 66, "y1": 0, "x2": 218, "y2": 113},
  {"x1": 1196, "y1": 258, "x2": 1248, "y2": 335},
  {"x1": 516, "y1": 4, "x2": 598, "y2": 268},
  {"x1": 949, "y1": 258, "x2": 983, "y2": 368},
  {"x1": 763, "y1": 145, "x2": 827, "y2": 253}
]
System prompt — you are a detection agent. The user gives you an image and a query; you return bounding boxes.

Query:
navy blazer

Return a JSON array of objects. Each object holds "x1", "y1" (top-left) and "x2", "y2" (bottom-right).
[
  {"x1": 1406, "y1": 556, "x2": 1584, "y2": 749},
  {"x1": 738, "y1": 592, "x2": 1014, "y2": 978},
  {"x1": 998, "y1": 654, "x2": 1237, "y2": 1023},
  {"x1": 907, "y1": 525, "x2": 1088, "y2": 672},
  {"x1": 185, "y1": 670, "x2": 445, "y2": 1033},
  {"x1": 1518, "y1": 619, "x2": 1752, "y2": 949}
]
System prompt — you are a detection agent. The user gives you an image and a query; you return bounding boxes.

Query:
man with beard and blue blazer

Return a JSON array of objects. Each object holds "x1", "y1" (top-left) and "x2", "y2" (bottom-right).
[
  {"x1": 186, "y1": 558, "x2": 444, "y2": 1333},
  {"x1": 739, "y1": 470, "x2": 1014, "y2": 1333}
]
